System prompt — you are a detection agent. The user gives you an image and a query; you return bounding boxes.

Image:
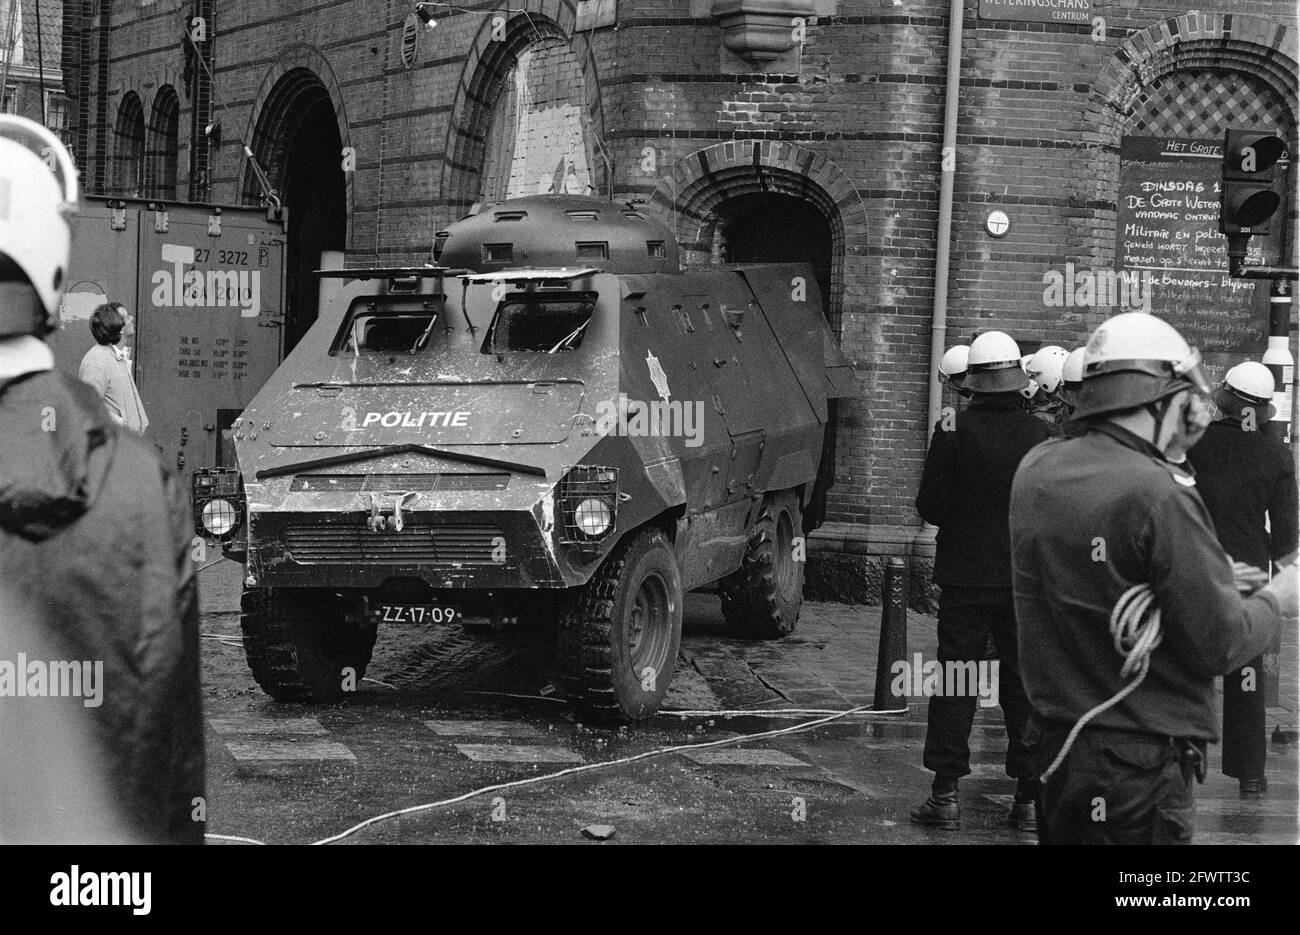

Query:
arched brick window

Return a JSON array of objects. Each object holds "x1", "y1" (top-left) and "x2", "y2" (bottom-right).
[
  {"x1": 113, "y1": 92, "x2": 145, "y2": 197},
  {"x1": 440, "y1": 7, "x2": 606, "y2": 222},
  {"x1": 479, "y1": 38, "x2": 594, "y2": 203},
  {"x1": 146, "y1": 85, "x2": 180, "y2": 200}
]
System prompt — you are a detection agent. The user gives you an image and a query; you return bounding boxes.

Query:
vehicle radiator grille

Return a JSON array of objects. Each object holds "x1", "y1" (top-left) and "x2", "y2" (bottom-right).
[
  {"x1": 283, "y1": 523, "x2": 504, "y2": 565},
  {"x1": 289, "y1": 473, "x2": 509, "y2": 492}
]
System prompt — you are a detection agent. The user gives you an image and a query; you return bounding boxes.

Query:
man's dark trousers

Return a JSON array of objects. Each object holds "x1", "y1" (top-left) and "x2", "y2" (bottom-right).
[
  {"x1": 923, "y1": 586, "x2": 1034, "y2": 781},
  {"x1": 1223, "y1": 656, "x2": 1267, "y2": 780},
  {"x1": 1031, "y1": 722, "x2": 1198, "y2": 845}
]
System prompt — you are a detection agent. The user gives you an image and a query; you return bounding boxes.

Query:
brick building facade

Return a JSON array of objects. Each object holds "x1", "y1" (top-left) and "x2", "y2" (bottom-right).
[
  {"x1": 2, "y1": 0, "x2": 65, "y2": 138},
  {"x1": 61, "y1": 1, "x2": 1299, "y2": 603}
]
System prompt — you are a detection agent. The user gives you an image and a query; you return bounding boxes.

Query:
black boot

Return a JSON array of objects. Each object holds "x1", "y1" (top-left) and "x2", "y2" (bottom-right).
[
  {"x1": 1238, "y1": 777, "x2": 1268, "y2": 799},
  {"x1": 910, "y1": 776, "x2": 960, "y2": 830},
  {"x1": 1009, "y1": 777, "x2": 1038, "y2": 832}
]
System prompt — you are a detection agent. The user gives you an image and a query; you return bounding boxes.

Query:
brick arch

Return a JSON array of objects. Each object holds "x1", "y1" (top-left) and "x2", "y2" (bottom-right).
[
  {"x1": 438, "y1": 1, "x2": 605, "y2": 221},
  {"x1": 648, "y1": 140, "x2": 868, "y2": 332},
  {"x1": 145, "y1": 85, "x2": 180, "y2": 201},
  {"x1": 112, "y1": 91, "x2": 146, "y2": 197},
  {"x1": 1073, "y1": 12, "x2": 1299, "y2": 271},
  {"x1": 238, "y1": 45, "x2": 353, "y2": 221},
  {"x1": 1090, "y1": 12, "x2": 1298, "y2": 143}
]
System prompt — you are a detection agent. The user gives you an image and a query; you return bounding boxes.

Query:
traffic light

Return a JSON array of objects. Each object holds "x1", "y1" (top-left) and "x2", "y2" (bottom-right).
[{"x1": 1219, "y1": 129, "x2": 1286, "y2": 235}]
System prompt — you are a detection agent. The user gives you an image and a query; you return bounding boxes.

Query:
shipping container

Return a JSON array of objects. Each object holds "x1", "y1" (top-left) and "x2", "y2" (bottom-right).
[{"x1": 48, "y1": 197, "x2": 287, "y2": 490}]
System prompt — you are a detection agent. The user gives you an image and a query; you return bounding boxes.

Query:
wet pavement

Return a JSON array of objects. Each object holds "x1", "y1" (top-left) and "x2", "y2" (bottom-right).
[{"x1": 198, "y1": 560, "x2": 1298, "y2": 845}]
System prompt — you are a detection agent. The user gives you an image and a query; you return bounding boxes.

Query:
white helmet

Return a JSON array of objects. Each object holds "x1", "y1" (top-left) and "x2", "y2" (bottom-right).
[
  {"x1": 1222, "y1": 361, "x2": 1275, "y2": 404},
  {"x1": 0, "y1": 115, "x2": 79, "y2": 337},
  {"x1": 1020, "y1": 354, "x2": 1033, "y2": 372},
  {"x1": 1020, "y1": 377, "x2": 1040, "y2": 400},
  {"x1": 1061, "y1": 347, "x2": 1086, "y2": 387},
  {"x1": 939, "y1": 344, "x2": 969, "y2": 382},
  {"x1": 1026, "y1": 345, "x2": 1070, "y2": 394},
  {"x1": 965, "y1": 331, "x2": 1029, "y2": 393},
  {"x1": 1075, "y1": 312, "x2": 1209, "y2": 419},
  {"x1": 1214, "y1": 360, "x2": 1277, "y2": 422}
]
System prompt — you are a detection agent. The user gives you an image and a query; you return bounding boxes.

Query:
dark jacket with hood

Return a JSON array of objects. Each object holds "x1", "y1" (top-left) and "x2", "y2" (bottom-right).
[{"x1": 0, "y1": 367, "x2": 204, "y2": 844}]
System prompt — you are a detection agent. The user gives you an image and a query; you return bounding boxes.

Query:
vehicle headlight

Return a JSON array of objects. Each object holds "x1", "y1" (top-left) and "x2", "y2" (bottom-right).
[
  {"x1": 201, "y1": 498, "x2": 239, "y2": 536},
  {"x1": 557, "y1": 465, "x2": 617, "y2": 544},
  {"x1": 574, "y1": 498, "x2": 612, "y2": 537},
  {"x1": 192, "y1": 467, "x2": 245, "y2": 540}
]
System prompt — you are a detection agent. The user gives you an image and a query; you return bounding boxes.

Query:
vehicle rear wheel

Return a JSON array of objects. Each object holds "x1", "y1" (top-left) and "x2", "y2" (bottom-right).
[
  {"x1": 558, "y1": 528, "x2": 683, "y2": 722},
  {"x1": 719, "y1": 489, "x2": 804, "y2": 639},
  {"x1": 240, "y1": 589, "x2": 377, "y2": 702}
]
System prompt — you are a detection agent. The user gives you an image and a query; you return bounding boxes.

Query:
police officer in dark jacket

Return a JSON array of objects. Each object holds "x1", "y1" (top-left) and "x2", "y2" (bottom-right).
[
  {"x1": 0, "y1": 117, "x2": 204, "y2": 844},
  {"x1": 913, "y1": 330, "x2": 1051, "y2": 832},
  {"x1": 1011, "y1": 313, "x2": 1295, "y2": 845},
  {"x1": 1186, "y1": 361, "x2": 1298, "y2": 798}
]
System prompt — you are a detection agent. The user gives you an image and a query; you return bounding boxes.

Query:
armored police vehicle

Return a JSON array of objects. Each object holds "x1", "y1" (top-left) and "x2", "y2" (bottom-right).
[{"x1": 194, "y1": 194, "x2": 855, "y2": 721}]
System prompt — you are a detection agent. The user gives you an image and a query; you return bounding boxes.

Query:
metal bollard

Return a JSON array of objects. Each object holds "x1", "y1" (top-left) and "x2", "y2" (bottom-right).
[{"x1": 873, "y1": 557, "x2": 909, "y2": 712}]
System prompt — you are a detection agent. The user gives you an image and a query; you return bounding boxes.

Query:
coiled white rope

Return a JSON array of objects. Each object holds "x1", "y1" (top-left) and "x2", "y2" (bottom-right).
[{"x1": 1039, "y1": 584, "x2": 1162, "y2": 783}]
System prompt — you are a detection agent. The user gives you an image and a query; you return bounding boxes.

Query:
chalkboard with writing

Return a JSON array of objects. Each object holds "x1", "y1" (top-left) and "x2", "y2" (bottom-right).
[{"x1": 1116, "y1": 136, "x2": 1286, "y2": 382}]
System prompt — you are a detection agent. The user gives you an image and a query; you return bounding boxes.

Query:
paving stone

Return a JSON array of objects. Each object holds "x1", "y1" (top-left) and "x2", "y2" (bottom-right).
[
  {"x1": 424, "y1": 719, "x2": 545, "y2": 738},
  {"x1": 225, "y1": 740, "x2": 356, "y2": 761},
  {"x1": 909, "y1": 761, "x2": 1009, "y2": 778},
  {"x1": 1192, "y1": 832, "x2": 1298, "y2": 845},
  {"x1": 454, "y1": 744, "x2": 584, "y2": 763},
  {"x1": 679, "y1": 748, "x2": 810, "y2": 767},
  {"x1": 209, "y1": 717, "x2": 327, "y2": 736},
  {"x1": 1193, "y1": 799, "x2": 1300, "y2": 818}
]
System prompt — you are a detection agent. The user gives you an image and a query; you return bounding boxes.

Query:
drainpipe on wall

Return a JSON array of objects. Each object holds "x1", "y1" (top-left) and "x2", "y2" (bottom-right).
[{"x1": 927, "y1": 0, "x2": 966, "y2": 442}]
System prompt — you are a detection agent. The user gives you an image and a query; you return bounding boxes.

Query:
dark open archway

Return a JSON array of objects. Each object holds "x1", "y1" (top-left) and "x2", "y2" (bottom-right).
[
  {"x1": 715, "y1": 190, "x2": 837, "y2": 531},
  {"x1": 651, "y1": 142, "x2": 868, "y2": 528},
  {"x1": 717, "y1": 192, "x2": 834, "y2": 316},
  {"x1": 245, "y1": 69, "x2": 347, "y2": 354}
]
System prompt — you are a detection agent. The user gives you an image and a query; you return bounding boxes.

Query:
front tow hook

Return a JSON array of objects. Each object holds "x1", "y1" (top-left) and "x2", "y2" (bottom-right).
[{"x1": 367, "y1": 490, "x2": 417, "y2": 532}]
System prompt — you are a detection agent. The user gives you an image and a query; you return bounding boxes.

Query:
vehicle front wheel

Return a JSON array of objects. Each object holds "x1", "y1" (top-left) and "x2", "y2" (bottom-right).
[
  {"x1": 240, "y1": 589, "x2": 377, "y2": 702},
  {"x1": 557, "y1": 528, "x2": 683, "y2": 722}
]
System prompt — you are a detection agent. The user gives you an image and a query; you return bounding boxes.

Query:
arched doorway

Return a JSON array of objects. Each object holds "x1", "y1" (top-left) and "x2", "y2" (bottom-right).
[
  {"x1": 715, "y1": 192, "x2": 833, "y2": 312},
  {"x1": 715, "y1": 191, "x2": 837, "y2": 531},
  {"x1": 652, "y1": 142, "x2": 867, "y2": 530},
  {"x1": 245, "y1": 69, "x2": 347, "y2": 354}
]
